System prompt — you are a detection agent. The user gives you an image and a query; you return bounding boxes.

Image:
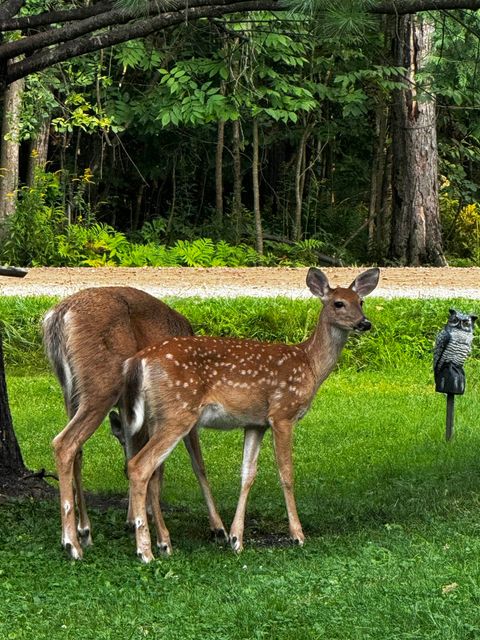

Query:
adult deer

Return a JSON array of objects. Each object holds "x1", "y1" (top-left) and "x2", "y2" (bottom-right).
[
  {"x1": 43, "y1": 286, "x2": 226, "y2": 560},
  {"x1": 121, "y1": 267, "x2": 380, "y2": 562}
]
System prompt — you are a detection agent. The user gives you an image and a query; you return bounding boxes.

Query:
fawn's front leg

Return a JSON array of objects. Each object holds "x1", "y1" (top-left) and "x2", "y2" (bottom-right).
[
  {"x1": 229, "y1": 428, "x2": 266, "y2": 553},
  {"x1": 271, "y1": 420, "x2": 305, "y2": 546},
  {"x1": 184, "y1": 428, "x2": 228, "y2": 542}
]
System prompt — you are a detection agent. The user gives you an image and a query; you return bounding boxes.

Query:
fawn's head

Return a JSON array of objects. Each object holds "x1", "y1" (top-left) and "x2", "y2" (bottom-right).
[{"x1": 306, "y1": 267, "x2": 380, "y2": 332}]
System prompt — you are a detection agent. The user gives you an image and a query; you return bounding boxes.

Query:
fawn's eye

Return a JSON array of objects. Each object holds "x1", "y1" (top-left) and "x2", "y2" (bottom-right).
[{"x1": 334, "y1": 301, "x2": 345, "y2": 309}]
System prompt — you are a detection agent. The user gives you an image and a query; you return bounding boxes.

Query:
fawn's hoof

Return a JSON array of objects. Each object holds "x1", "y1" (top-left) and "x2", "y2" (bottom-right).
[{"x1": 230, "y1": 535, "x2": 243, "y2": 554}]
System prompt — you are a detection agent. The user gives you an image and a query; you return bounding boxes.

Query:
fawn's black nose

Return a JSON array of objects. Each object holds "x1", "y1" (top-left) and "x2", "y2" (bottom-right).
[{"x1": 355, "y1": 318, "x2": 372, "y2": 332}]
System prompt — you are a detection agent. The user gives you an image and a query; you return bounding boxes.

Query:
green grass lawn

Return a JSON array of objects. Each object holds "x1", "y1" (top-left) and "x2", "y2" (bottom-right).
[{"x1": 3, "y1": 361, "x2": 480, "y2": 639}]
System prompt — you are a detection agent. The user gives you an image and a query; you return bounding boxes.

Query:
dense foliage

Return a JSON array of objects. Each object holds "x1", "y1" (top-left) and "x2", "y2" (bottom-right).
[{"x1": 2, "y1": 5, "x2": 480, "y2": 264}]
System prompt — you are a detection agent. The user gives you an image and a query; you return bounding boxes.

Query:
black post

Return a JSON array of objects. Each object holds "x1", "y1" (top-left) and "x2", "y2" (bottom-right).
[{"x1": 446, "y1": 393, "x2": 455, "y2": 441}]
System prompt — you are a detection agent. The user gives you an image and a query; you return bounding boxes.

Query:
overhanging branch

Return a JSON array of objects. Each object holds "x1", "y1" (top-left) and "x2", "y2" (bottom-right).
[
  {"x1": 6, "y1": 0, "x2": 278, "y2": 83},
  {"x1": 0, "y1": 1, "x2": 112, "y2": 31}
]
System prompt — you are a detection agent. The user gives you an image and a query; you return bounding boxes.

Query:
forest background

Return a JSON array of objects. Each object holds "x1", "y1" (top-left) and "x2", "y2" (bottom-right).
[{"x1": 1, "y1": 1, "x2": 480, "y2": 268}]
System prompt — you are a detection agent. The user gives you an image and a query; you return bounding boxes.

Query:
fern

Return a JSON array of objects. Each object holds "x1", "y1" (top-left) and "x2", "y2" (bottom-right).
[{"x1": 171, "y1": 238, "x2": 216, "y2": 267}]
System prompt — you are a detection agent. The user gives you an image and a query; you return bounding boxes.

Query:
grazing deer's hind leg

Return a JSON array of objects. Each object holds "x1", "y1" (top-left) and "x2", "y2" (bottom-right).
[
  {"x1": 229, "y1": 428, "x2": 266, "y2": 553},
  {"x1": 73, "y1": 448, "x2": 92, "y2": 546},
  {"x1": 146, "y1": 465, "x2": 172, "y2": 555},
  {"x1": 271, "y1": 420, "x2": 304, "y2": 546},
  {"x1": 53, "y1": 402, "x2": 113, "y2": 559},
  {"x1": 184, "y1": 428, "x2": 227, "y2": 542}
]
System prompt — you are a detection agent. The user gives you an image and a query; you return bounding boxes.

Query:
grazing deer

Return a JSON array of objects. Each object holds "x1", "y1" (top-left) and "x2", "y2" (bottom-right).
[
  {"x1": 43, "y1": 286, "x2": 226, "y2": 560},
  {"x1": 121, "y1": 267, "x2": 380, "y2": 562}
]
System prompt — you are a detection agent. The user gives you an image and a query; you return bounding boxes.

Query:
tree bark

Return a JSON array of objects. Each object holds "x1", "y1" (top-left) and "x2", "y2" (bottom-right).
[
  {"x1": 252, "y1": 119, "x2": 263, "y2": 254},
  {"x1": 294, "y1": 126, "x2": 309, "y2": 242},
  {"x1": 368, "y1": 98, "x2": 389, "y2": 259},
  {"x1": 388, "y1": 14, "x2": 446, "y2": 266},
  {"x1": 0, "y1": 332, "x2": 26, "y2": 476},
  {"x1": 0, "y1": 73, "x2": 24, "y2": 227}
]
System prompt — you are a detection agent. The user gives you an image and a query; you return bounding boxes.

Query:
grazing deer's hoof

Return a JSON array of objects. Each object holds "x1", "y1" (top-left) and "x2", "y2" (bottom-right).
[
  {"x1": 125, "y1": 519, "x2": 135, "y2": 532},
  {"x1": 156, "y1": 541, "x2": 172, "y2": 556},
  {"x1": 230, "y1": 535, "x2": 243, "y2": 554},
  {"x1": 211, "y1": 528, "x2": 229, "y2": 544}
]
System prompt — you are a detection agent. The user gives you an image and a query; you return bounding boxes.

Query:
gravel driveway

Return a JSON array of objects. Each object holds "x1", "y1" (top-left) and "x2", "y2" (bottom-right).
[{"x1": 1, "y1": 266, "x2": 480, "y2": 298}]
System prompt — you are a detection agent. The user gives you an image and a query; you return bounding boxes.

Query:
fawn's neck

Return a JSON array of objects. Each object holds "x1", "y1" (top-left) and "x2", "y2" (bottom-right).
[{"x1": 301, "y1": 310, "x2": 349, "y2": 385}]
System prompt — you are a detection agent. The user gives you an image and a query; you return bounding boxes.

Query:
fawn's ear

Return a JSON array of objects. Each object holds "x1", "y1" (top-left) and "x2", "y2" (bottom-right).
[
  {"x1": 306, "y1": 268, "x2": 331, "y2": 301},
  {"x1": 349, "y1": 268, "x2": 380, "y2": 298}
]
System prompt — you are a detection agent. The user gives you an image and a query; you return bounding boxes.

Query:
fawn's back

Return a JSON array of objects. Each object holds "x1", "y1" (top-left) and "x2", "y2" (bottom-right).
[{"x1": 125, "y1": 335, "x2": 317, "y2": 430}]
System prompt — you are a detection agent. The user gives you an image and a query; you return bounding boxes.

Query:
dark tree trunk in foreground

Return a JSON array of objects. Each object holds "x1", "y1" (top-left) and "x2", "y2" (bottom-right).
[
  {"x1": 0, "y1": 333, "x2": 26, "y2": 476},
  {"x1": 388, "y1": 14, "x2": 446, "y2": 266}
]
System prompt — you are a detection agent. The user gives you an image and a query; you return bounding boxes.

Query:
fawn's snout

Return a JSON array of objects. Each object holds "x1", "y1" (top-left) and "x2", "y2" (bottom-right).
[{"x1": 355, "y1": 317, "x2": 372, "y2": 332}]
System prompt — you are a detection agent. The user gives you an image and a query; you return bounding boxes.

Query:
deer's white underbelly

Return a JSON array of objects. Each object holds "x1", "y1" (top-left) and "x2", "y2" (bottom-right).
[{"x1": 196, "y1": 403, "x2": 266, "y2": 431}]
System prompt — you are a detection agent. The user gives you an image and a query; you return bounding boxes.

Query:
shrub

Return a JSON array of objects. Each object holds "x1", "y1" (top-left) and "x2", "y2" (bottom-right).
[{"x1": 0, "y1": 172, "x2": 65, "y2": 266}]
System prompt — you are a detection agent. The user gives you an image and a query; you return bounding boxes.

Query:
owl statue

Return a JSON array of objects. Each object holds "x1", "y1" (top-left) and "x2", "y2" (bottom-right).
[{"x1": 434, "y1": 309, "x2": 477, "y2": 395}]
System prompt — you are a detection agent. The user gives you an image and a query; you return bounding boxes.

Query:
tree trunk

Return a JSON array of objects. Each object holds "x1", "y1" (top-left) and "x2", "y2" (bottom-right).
[
  {"x1": 0, "y1": 74, "x2": 24, "y2": 226},
  {"x1": 232, "y1": 119, "x2": 242, "y2": 243},
  {"x1": 388, "y1": 14, "x2": 446, "y2": 266},
  {"x1": 377, "y1": 143, "x2": 393, "y2": 261},
  {"x1": 368, "y1": 99, "x2": 389, "y2": 259},
  {"x1": 215, "y1": 118, "x2": 224, "y2": 225},
  {"x1": 252, "y1": 119, "x2": 263, "y2": 255},
  {"x1": 26, "y1": 116, "x2": 50, "y2": 187},
  {"x1": 0, "y1": 332, "x2": 26, "y2": 477},
  {"x1": 294, "y1": 126, "x2": 309, "y2": 242}
]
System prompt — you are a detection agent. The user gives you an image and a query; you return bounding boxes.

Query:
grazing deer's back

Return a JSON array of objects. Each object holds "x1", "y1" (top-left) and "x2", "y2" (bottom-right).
[
  {"x1": 45, "y1": 286, "x2": 192, "y2": 357},
  {"x1": 43, "y1": 286, "x2": 194, "y2": 406}
]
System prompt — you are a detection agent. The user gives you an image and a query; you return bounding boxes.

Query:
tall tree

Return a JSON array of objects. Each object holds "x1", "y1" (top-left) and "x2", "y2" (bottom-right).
[{"x1": 388, "y1": 13, "x2": 446, "y2": 265}]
